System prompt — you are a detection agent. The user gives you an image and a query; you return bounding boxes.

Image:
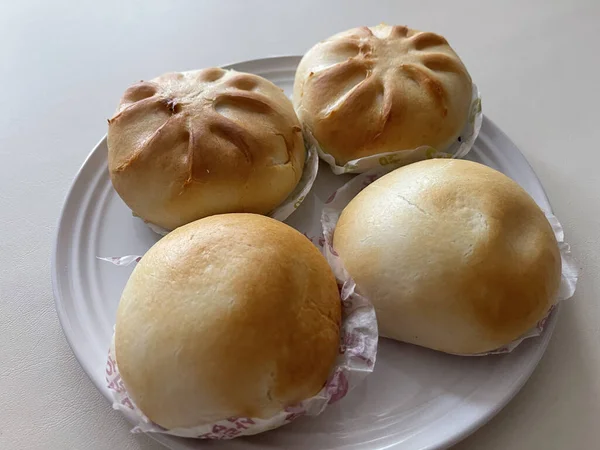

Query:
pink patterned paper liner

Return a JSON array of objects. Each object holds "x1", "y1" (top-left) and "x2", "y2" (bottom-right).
[
  {"x1": 320, "y1": 168, "x2": 579, "y2": 356},
  {"x1": 102, "y1": 253, "x2": 378, "y2": 439}
]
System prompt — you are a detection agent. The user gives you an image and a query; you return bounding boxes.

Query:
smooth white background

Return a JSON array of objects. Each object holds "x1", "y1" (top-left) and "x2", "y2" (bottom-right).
[{"x1": 1, "y1": 1, "x2": 598, "y2": 449}]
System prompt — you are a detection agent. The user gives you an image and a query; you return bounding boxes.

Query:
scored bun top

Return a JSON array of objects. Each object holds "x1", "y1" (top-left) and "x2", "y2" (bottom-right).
[
  {"x1": 293, "y1": 24, "x2": 472, "y2": 165},
  {"x1": 108, "y1": 69, "x2": 305, "y2": 230},
  {"x1": 333, "y1": 160, "x2": 561, "y2": 355},
  {"x1": 115, "y1": 214, "x2": 341, "y2": 429}
]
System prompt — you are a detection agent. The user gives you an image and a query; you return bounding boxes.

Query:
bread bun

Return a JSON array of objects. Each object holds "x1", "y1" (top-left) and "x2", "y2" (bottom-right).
[
  {"x1": 115, "y1": 214, "x2": 341, "y2": 429},
  {"x1": 333, "y1": 160, "x2": 561, "y2": 354},
  {"x1": 293, "y1": 24, "x2": 472, "y2": 165},
  {"x1": 108, "y1": 69, "x2": 305, "y2": 230}
]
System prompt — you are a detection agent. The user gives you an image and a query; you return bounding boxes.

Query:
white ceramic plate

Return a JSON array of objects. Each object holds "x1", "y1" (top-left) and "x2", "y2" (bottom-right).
[{"x1": 52, "y1": 56, "x2": 558, "y2": 450}]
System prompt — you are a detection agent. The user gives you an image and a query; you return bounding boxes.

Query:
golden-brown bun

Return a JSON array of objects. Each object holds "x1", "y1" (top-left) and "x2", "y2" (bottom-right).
[
  {"x1": 293, "y1": 24, "x2": 472, "y2": 165},
  {"x1": 108, "y1": 69, "x2": 305, "y2": 230},
  {"x1": 333, "y1": 160, "x2": 561, "y2": 354},
  {"x1": 115, "y1": 214, "x2": 341, "y2": 429}
]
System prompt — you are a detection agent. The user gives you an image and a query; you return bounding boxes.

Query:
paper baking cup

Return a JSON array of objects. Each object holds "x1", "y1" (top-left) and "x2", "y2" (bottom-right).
[
  {"x1": 143, "y1": 145, "x2": 319, "y2": 236},
  {"x1": 102, "y1": 253, "x2": 378, "y2": 439},
  {"x1": 304, "y1": 83, "x2": 483, "y2": 175},
  {"x1": 320, "y1": 169, "x2": 579, "y2": 356}
]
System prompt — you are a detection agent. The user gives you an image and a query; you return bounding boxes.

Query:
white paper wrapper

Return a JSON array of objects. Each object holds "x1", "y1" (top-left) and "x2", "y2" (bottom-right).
[
  {"x1": 320, "y1": 169, "x2": 579, "y2": 356},
  {"x1": 143, "y1": 145, "x2": 320, "y2": 236},
  {"x1": 102, "y1": 253, "x2": 378, "y2": 439},
  {"x1": 306, "y1": 83, "x2": 483, "y2": 175}
]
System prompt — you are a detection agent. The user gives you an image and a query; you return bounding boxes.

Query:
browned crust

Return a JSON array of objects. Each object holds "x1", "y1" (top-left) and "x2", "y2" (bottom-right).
[
  {"x1": 390, "y1": 25, "x2": 409, "y2": 37},
  {"x1": 112, "y1": 114, "x2": 180, "y2": 172},
  {"x1": 421, "y1": 53, "x2": 467, "y2": 74},
  {"x1": 115, "y1": 214, "x2": 341, "y2": 428},
  {"x1": 293, "y1": 24, "x2": 473, "y2": 165},
  {"x1": 107, "y1": 69, "x2": 306, "y2": 229},
  {"x1": 333, "y1": 160, "x2": 561, "y2": 354},
  {"x1": 400, "y1": 64, "x2": 448, "y2": 117},
  {"x1": 411, "y1": 31, "x2": 449, "y2": 50}
]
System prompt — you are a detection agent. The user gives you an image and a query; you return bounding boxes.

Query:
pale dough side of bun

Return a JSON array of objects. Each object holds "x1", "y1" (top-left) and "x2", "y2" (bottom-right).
[
  {"x1": 108, "y1": 69, "x2": 305, "y2": 230},
  {"x1": 293, "y1": 24, "x2": 472, "y2": 165},
  {"x1": 333, "y1": 160, "x2": 561, "y2": 354},
  {"x1": 115, "y1": 214, "x2": 341, "y2": 429}
]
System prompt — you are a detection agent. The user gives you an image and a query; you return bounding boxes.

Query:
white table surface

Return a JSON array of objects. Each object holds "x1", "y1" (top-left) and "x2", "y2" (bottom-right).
[{"x1": 1, "y1": 0, "x2": 598, "y2": 449}]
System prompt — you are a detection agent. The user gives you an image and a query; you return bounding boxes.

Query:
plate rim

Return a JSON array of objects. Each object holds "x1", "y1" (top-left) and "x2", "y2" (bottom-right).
[{"x1": 51, "y1": 55, "x2": 558, "y2": 450}]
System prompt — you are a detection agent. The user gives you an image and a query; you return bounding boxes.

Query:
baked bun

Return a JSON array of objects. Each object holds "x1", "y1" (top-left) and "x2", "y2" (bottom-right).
[
  {"x1": 115, "y1": 214, "x2": 341, "y2": 429},
  {"x1": 108, "y1": 69, "x2": 305, "y2": 230},
  {"x1": 333, "y1": 160, "x2": 561, "y2": 354},
  {"x1": 293, "y1": 24, "x2": 472, "y2": 165}
]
